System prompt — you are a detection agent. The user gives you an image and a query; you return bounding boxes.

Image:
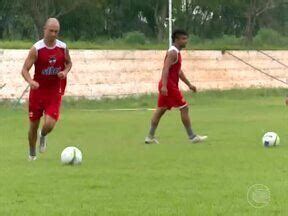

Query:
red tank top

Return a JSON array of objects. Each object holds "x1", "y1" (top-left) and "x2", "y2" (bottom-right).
[
  {"x1": 159, "y1": 46, "x2": 182, "y2": 89},
  {"x1": 33, "y1": 39, "x2": 67, "y2": 94}
]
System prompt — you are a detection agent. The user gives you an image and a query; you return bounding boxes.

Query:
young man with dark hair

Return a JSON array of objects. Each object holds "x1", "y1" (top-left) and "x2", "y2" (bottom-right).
[{"x1": 145, "y1": 29, "x2": 207, "y2": 144}]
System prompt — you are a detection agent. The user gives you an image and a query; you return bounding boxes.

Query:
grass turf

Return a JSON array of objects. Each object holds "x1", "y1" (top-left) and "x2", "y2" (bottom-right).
[{"x1": 0, "y1": 88, "x2": 288, "y2": 215}]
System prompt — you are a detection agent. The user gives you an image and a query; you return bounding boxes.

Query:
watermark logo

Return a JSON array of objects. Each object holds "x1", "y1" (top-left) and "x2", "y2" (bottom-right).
[{"x1": 247, "y1": 184, "x2": 270, "y2": 208}]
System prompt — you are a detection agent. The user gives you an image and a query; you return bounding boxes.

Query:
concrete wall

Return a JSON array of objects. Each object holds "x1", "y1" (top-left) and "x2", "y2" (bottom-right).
[{"x1": 0, "y1": 49, "x2": 288, "y2": 99}]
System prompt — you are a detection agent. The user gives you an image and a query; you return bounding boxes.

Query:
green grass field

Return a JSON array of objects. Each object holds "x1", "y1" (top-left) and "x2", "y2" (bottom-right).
[{"x1": 0, "y1": 89, "x2": 288, "y2": 215}]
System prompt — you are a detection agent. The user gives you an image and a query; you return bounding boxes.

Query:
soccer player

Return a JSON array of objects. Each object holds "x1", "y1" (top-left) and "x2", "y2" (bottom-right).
[
  {"x1": 145, "y1": 29, "x2": 207, "y2": 144},
  {"x1": 21, "y1": 18, "x2": 72, "y2": 160}
]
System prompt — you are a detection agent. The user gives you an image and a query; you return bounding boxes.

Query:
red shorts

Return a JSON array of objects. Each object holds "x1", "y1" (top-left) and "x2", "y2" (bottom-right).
[
  {"x1": 157, "y1": 86, "x2": 188, "y2": 110},
  {"x1": 29, "y1": 90, "x2": 62, "y2": 122}
]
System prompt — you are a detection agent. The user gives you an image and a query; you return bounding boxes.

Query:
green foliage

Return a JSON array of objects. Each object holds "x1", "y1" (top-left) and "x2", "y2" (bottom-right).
[
  {"x1": 123, "y1": 31, "x2": 146, "y2": 45},
  {"x1": 254, "y1": 28, "x2": 288, "y2": 46},
  {"x1": 0, "y1": 0, "x2": 287, "y2": 43},
  {"x1": 2, "y1": 31, "x2": 288, "y2": 50},
  {"x1": 189, "y1": 34, "x2": 202, "y2": 44}
]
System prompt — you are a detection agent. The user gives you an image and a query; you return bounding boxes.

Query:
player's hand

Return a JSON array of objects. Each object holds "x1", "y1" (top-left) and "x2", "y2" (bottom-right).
[
  {"x1": 29, "y1": 80, "x2": 39, "y2": 90},
  {"x1": 189, "y1": 85, "x2": 197, "y2": 93},
  {"x1": 57, "y1": 71, "x2": 67, "y2": 79},
  {"x1": 160, "y1": 86, "x2": 168, "y2": 96}
]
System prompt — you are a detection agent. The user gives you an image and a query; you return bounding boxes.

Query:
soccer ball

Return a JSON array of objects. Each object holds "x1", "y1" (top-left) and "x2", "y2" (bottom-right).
[
  {"x1": 262, "y1": 132, "x2": 280, "y2": 147},
  {"x1": 61, "y1": 146, "x2": 82, "y2": 165}
]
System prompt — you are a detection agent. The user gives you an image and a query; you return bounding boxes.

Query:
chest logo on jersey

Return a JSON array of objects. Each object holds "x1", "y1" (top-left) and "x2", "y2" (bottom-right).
[
  {"x1": 42, "y1": 56, "x2": 61, "y2": 75},
  {"x1": 49, "y1": 56, "x2": 57, "y2": 66}
]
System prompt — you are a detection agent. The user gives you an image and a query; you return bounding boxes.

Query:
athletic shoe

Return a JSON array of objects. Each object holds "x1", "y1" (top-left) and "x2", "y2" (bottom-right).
[
  {"x1": 145, "y1": 136, "x2": 159, "y2": 144},
  {"x1": 28, "y1": 155, "x2": 37, "y2": 161},
  {"x1": 190, "y1": 135, "x2": 208, "y2": 143}
]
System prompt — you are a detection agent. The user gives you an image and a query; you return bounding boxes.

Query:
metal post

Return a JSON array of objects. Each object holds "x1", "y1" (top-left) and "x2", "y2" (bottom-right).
[{"x1": 168, "y1": 0, "x2": 172, "y2": 47}]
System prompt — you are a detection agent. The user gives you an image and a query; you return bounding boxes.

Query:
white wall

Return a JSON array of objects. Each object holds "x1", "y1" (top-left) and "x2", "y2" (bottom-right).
[{"x1": 0, "y1": 49, "x2": 287, "y2": 99}]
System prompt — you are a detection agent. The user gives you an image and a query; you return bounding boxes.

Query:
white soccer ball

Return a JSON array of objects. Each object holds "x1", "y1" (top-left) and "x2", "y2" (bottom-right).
[
  {"x1": 61, "y1": 146, "x2": 82, "y2": 165},
  {"x1": 262, "y1": 132, "x2": 280, "y2": 147}
]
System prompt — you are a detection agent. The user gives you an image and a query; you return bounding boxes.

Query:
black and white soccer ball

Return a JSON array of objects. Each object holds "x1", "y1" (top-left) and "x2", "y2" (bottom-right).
[
  {"x1": 61, "y1": 146, "x2": 82, "y2": 165},
  {"x1": 262, "y1": 132, "x2": 280, "y2": 147}
]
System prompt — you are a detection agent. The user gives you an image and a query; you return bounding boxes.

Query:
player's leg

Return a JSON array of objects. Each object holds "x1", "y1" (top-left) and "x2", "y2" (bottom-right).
[
  {"x1": 28, "y1": 90, "x2": 43, "y2": 160},
  {"x1": 39, "y1": 94, "x2": 62, "y2": 153},
  {"x1": 28, "y1": 119, "x2": 40, "y2": 160},
  {"x1": 180, "y1": 105, "x2": 195, "y2": 139},
  {"x1": 180, "y1": 105, "x2": 207, "y2": 143},
  {"x1": 145, "y1": 107, "x2": 167, "y2": 144},
  {"x1": 149, "y1": 107, "x2": 167, "y2": 136},
  {"x1": 39, "y1": 115, "x2": 57, "y2": 153}
]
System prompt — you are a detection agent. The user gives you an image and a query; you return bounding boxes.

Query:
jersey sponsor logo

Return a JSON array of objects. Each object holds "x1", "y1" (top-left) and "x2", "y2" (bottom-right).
[{"x1": 42, "y1": 67, "x2": 61, "y2": 75}]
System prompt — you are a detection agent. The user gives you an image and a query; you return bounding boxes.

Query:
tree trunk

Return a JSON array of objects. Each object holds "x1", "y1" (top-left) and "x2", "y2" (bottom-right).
[
  {"x1": 33, "y1": 16, "x2": 48, "y2": 39},
  {"x1": 27, "y1": 0, "x2": 49, "y2": 39},
  {"x1": 26, "y1": 0, "x2": 83, "y2": 40},
  {"x1": 244, "y1": 0, "x2": 277, "y2": 43},
  {"x1": 154, "y1": 2, "x2": 167, "y2": 42},
  {"x1": 244, "y1": 13, "x2": 254, "y2": 43}
]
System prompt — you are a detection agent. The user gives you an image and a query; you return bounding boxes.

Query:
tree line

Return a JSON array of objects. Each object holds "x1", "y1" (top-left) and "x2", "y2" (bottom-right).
[{"x1": 0, "y1": 0, "x2": 287, "y2": 43}]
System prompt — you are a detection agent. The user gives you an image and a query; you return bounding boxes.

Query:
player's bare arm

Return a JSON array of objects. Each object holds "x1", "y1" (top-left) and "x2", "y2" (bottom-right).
[
  {"x1": 161, "y1": 50, "x2": 177, "y2": 96},
  {"x1": 57, "y1": 48, "x2": 72, "y2": 80},
  {"x1": 21, "y1": 47, "x2": 39, "y2": 90},
  {"x1": 179, "y1": 70, "x2": 197, "y2": 92}
]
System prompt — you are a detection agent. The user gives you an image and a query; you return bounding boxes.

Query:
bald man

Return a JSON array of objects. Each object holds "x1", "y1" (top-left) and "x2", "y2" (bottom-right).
[{"x1": 22, "y1": 18, "x2": 72, "y2": 161}]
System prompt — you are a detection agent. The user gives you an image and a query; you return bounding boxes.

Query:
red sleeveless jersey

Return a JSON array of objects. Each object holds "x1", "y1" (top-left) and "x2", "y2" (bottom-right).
[
  {"x1": 159, "y1": 46, "x2": 182, "y2": 89},
  {"x1": 33, "y1": 39, "x2": 67, "y2": 94}
]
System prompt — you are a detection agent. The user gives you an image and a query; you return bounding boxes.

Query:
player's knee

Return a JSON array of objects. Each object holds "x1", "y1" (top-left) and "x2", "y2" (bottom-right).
[
  {"x1": 47, "y1": 124, "x2": 55, "y2": 132},
  {"x1": 158, "y1": 108, "x2": 167, "y2": 117},
  {"x1": 44, "y1": 122, "x2": 55, "y2": 132},
  {"x1": 180, "y1": 105, "x2": 189, "y2": 112}
]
